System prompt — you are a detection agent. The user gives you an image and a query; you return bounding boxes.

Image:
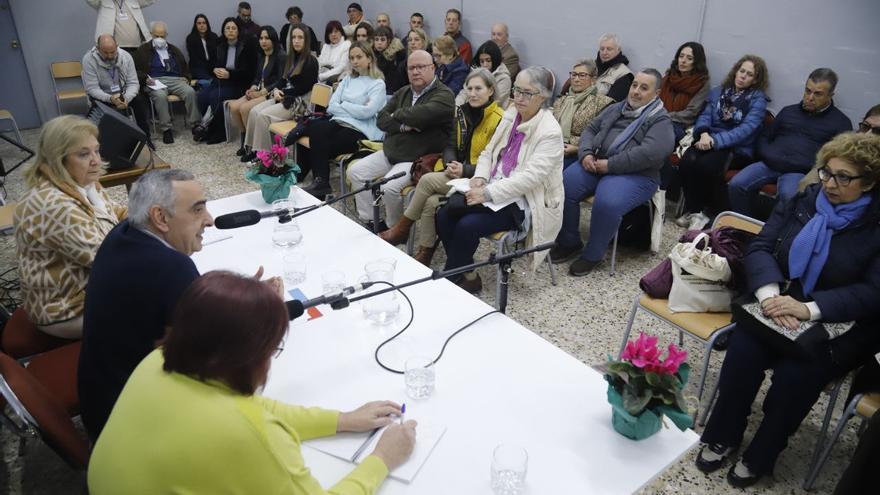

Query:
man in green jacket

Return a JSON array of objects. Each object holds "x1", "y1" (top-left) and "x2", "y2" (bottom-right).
[{"x1": 347, "y1": 50, "x2": 455, "y2": 229}]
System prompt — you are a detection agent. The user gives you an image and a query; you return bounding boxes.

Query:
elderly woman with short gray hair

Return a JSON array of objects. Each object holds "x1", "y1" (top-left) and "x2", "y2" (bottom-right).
[
  {"x1": 435, "y1": 66, "x2": 564, "y2": 293},
  {"x1": 552, "y1": 59, "x2": 615, "y2": 169}
]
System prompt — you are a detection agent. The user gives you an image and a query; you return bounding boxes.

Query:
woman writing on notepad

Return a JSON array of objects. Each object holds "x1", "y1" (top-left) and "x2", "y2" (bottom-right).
[
  {"x1": 696, "y1": 132, "x2": 880, "y2": 489},
  {"x1": 88, "y1": 271, "x2": 417, "y2": 494}
]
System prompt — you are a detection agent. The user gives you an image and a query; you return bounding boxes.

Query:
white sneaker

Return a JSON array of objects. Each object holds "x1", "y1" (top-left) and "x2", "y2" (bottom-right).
[
  {"x1": 688, "y1": 212, "x2": 710, "y2": 231},
  {"x1": 675, "y1": 213, "x2": 693, "y2": 227}
]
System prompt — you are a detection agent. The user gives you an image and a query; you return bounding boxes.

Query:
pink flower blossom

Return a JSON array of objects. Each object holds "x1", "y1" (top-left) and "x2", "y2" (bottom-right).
[
  {"x1": 274, "y1": 133, "x2": 283, "y2": 146},
  {"x1": 657, "y1": 344, "x2": 688, "y2": 375},
  {"x1": 256, "y1": 150, "x2": 272, "y2": 168},
  {"x1": 621, "y1": 333, "x2": 660, "y2": 369}
]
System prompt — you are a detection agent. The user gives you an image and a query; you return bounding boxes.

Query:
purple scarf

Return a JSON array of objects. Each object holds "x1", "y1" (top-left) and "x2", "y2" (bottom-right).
[{"x1": 491, "y1": 113, "x2": 526, "y2": 178}]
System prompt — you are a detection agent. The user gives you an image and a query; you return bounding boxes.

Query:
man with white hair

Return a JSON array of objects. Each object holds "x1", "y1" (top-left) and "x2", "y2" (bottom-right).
[
  {"x1": 490, "y1": 23, "x2": 520, "y2": 80},
  {"x1": 133, "y1": 21, "x2": 202, "y2": 144},
  {"x1": 594, "y1": 33, "x2": 634, "y2": 102}
]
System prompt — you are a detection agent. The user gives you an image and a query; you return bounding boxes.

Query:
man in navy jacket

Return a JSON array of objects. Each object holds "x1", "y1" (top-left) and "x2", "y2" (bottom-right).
[
  {"x1": 728, "y1": 68, "x2": 852, "y2": 215},
  {"x1": 78, "y1": 169, "x2": 213, "y2": 441}
]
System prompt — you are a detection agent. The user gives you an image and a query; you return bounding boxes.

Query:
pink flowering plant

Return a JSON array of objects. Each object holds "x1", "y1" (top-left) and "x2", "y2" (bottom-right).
[
  {"x1": 245, "y1": 134, "x2": 300, "y2": 203},
  {"x1": 596, "y1": 332, "x2": 693, "y2": 430}
]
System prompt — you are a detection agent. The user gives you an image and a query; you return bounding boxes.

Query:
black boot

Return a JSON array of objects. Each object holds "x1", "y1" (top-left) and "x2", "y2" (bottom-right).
[{"x1": 302, "y1": 176, "x2": 332, "y2": 200}]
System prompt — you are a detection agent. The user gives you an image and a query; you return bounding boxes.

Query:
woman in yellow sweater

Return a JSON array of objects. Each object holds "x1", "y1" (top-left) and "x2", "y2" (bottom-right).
[
  {"x1": 88, "y1": 271, "x2": 417, "y2": 494},
  {"x1": 378, "y1": 68, "x2": 505, "y2": 266}
]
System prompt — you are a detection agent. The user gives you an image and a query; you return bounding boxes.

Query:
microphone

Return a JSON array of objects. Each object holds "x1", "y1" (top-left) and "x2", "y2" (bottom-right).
[
  {"x1": 365, "y1": 171, "x2": 407, "y2": 189},
  {"x1": 284, "y1": 282, "x2": 376, "y2": 320},
  {"x1": 214, "y1": 207, "x2": 304, "y2": 229}
]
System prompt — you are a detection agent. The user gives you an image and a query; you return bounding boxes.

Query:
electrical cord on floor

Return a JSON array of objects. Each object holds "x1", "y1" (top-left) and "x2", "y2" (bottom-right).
[{"x1": 368, "y1": 280, "x2": 502, "y2": 374}]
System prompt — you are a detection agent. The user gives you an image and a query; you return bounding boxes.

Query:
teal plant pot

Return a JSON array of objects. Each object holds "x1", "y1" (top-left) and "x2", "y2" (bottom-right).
[
  {"x1": 611, "y1": 406, "x2": 662, "y2": 440},
  {"x1": 245, "y1": 168, "x2": 297, "y2": 204}
]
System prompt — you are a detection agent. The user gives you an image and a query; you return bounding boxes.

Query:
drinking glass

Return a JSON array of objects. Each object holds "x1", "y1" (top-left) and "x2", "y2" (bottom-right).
[
  {"x1": 272, "y1": 220, "x2": 302, "y2": 248},
  {"x1": 490, "y1": 444, "x2": 528, "y2": 495},
  {"x1": 283, "y1": 253, "x2": 307, "y2": 285},
  {"x1": 322, "y1": 270, "x2": 346, "y2": 294},
  {"x1": 404, "y1": 355, "x2": 435, "y2": 400},
  {"x1": 361, "y1": 258, "x2": 399, "y2": 324}
]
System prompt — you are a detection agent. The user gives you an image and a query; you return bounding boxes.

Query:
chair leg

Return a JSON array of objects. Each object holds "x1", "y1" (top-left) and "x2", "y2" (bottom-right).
[
  {"x1": 149, "y1": 99, "x2": 158, "y2": 136},
  {"x1": 698, "y1": 376, "x2": 721, "y2": 426},
  {"x1": 494, "y1": 236, "x2": 508, "y2": 311},
  {"x1": 547, "y1": 255, "x2": 558, "y2": 286},
  {"x1": 803, "y1": 377, "x2": 847, "y2": 489},
  {"x1": 803, "y1": 394, "x2": 862, "y2": 491},
  {"x1": 618, "y1": 294, "x2": 641, "y2": 357},
  {"x1": 695, "y1": 326, "x2": 733, "y2": 422},
  {"x1": 609, "y1": 231, "x2": 618, "y2": 275}
]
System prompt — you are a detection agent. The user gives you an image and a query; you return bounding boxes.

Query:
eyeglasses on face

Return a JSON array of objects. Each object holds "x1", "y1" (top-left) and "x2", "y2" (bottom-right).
[
  {"x1": 818, "y1": 166, "x2": 863, "y2": 186},
  {"x1": 512, "y1": 86, "x2": 540, "y2": 100},
  {"x1": 569, "y1": 71, "x2": 593, "y2": 80},
  {"x1": 407, "y1": 64, "x2": 432, "y2": 73},
  {"x1": 858, "y1": 121, "x2": 880, "y2": 135}
]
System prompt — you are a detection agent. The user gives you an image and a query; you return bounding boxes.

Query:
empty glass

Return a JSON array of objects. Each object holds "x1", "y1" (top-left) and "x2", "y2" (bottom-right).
[
  {"x1": 272, "y1": 220, "x2": 302, "y2": 248},
  {"x1": 322, "y1": 270, "x2": 346, "y2": 294},
  {"x1": 271, "y1": 197, "x2": 295, "y2": 214},
  {"x1": 404, "y1": 355, "x2": 435, "y2": 400},
  {"x1": 361, "y1": 258, "x2": 399, "y2": 324},
  {"x1": 283, "y1": 253, "x2": 307, "y2": 285},
  {"x1": 491, "y1": 444, "x2": 528, "y2": 495}
]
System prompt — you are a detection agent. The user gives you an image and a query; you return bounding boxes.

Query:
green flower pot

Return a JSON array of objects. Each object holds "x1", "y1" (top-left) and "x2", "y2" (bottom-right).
[
  {"x1": 611, "y1": 406, "x2": 662, "y2": 440},
  {"x1": 245, "y1": 167, "x2": 298, "y2": 204}
]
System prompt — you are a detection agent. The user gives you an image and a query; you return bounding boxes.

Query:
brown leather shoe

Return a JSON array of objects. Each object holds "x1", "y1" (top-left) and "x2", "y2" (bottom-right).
[
  {"x1": 378, "y1": 216, "x2": 414, "y2": 245},
  {"x1": 456, "y1": 273, "x2": 482, "y2": 294},
  {"x1": 413, "y1": 246, "x2": 435, "y2": 267}
]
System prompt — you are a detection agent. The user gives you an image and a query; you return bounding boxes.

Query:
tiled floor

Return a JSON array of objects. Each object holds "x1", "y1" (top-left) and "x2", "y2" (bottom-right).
[{"x1": 0, "y1": 122, "x2": 861, "y2": 493}]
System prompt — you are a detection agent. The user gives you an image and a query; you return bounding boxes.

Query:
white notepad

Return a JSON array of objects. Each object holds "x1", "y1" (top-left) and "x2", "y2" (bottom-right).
[
  {"x1": 304, "y1": 423, "x2": 446, "y2": 483},
  {"x1": 445, "y1": 179, "x2": 517, "y2": 212}
]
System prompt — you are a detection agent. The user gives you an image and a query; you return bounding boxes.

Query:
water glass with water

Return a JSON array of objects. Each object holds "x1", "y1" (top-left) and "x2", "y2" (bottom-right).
[
  {"x1": 271, "y1": 197, "x2": 295, "y2": 214},
  {"x1": 322, "y1": 270, "x2": 346, "y2": 294},
  {"x1": 491, "y1": 444, "x2": 528, "y2": 495},
  {"x1": 283, "y1": 253, "x2": 307, "y2": 285},
  {"x1": 272, "y1": 220, "x2": 303, "y2": 248},
  {"x1": 361, "y1": 258, "x2": 399, "y2": 324},
  {"x1": 404, "y1": 355, "x2": 435, "y2": 400}
]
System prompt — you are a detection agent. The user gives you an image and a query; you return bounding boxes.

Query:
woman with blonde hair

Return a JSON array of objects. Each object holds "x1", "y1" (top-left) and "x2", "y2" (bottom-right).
[{"x1": 15, "y1": 115, "x2": 126, "y2": 338}]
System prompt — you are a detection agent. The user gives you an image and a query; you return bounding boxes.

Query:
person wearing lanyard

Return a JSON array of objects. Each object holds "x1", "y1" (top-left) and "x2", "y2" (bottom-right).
[{"x1": 86, "y1": 0, "x2": 153, "y2": 53}]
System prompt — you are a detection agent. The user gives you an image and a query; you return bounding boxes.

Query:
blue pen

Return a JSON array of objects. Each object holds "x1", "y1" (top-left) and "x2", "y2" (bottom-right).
[{"x1": 400, "y1": 403, "x2": 406, "y2": 425}]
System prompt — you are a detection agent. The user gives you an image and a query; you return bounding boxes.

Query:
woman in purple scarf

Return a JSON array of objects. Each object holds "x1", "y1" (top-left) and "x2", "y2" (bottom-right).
[{"x1": 697, "y1": 132, "x2": 880, "y2": 489}]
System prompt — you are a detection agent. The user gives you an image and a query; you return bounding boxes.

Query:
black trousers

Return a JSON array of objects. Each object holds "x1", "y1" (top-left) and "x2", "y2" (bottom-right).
[
  {"x1": 701, "y1": 329, "x2": 851, "y2": 475},
  {"x1": 678, "y1": 147, "x2": 750, "y2": 216},
  {"x1": 297, "y1": 119, "x2": 365, "y2": 182}
]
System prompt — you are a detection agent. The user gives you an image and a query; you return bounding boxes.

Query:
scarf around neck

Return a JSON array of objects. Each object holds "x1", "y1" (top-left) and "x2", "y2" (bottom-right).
[
  {"x1": 491, "y1": 112, "x2": 526, "y2": 178},
  {"x1": 788, "y1": 189, "x2": 872, "y2": 295},
  {"x1": 556, "y1": 85, "x2": 598, "y2": 142},
  {"x1": 660, "y1": 72, "x2": 707, "y2": 112},
  {"x1": 596, "y1": 52, "x2": 629, "y2": 77},
  {"x1": 607, "y1": 97, "x2": 663, "y2": 157}
]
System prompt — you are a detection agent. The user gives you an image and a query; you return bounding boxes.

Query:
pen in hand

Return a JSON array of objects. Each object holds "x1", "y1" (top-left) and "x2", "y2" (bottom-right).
[{"x1": 400, "y1": 403, "x2": 406, "y2": 425}]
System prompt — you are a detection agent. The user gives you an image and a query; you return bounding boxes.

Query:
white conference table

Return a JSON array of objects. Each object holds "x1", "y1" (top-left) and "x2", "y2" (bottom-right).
[{"x1": 192, "y1": 188, "x2": 699, "y2": 494}]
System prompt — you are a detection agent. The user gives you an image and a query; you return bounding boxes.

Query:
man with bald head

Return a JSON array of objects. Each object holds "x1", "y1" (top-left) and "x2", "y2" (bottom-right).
[
  {"x1": 347, "y1": 50, "x2": 455, "y2": 230},
  {"x1": 82, "y1": 33, "x2": 153, "y2": 147},
  {"x1": 133, "y1": 21, "x2": 201, "y2": 144},
  {"x1": 491, "y1": 23, "x2": 520, "y2": 79}
]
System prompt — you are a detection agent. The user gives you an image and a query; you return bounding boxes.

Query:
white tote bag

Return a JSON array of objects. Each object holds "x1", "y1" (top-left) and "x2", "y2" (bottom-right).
[{"x1": 667, "y1": 233, "x2": 734, "y2": 313}]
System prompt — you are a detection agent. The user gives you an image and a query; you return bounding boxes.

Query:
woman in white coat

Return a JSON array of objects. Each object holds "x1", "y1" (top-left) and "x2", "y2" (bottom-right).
[
  {"x1": 436, "y1": 66, "x2": 564, "y2": 293},
  {"x1": 86, "y1": 0, "x2": 152, "y2": 50}
]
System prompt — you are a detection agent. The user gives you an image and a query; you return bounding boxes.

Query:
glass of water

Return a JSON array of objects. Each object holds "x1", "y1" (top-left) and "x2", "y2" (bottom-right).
[
  {"x1": 491, "y1": 444, "x2": 528, "y2": 495},
  {"x1": 404, "y1": 355, "x2": 435, "y2": 400},
  {"x1": 322, "y1": 270, "x2": 346, "y2": 294},
  {"x1": 283, "y1": 253, "x2": 307, "y2": 285},
  {"x1": 272, "y1": 220, "x2": 302, "y2": 248}
]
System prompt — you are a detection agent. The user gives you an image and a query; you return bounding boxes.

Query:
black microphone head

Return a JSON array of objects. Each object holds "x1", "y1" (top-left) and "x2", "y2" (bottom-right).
[
  {"x1": 286, "y1": 299, "x2": 305, "y2": 320},
  {"x1": 214, "y1": 210, "x2": 261, "y2": 229},
  {"x1": 389, "y1": 170, "x2": 407, "y2": 180}
]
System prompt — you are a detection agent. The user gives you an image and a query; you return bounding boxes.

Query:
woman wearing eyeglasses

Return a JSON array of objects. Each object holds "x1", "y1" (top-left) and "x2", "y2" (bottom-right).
[
  {"x1": 551, "y1": 59, "x2": 615, "y2": 169},
  {"x1": 696, "y1": 132, "x2": 880, "y2": 489},
  {"x1": 88, "y1": 271, "x2": 417, "y2": 494}
]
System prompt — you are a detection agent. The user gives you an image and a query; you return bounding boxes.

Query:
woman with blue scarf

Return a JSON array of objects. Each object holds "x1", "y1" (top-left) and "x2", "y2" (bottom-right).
[
  {"x1": 676, "y1": 54, "x2": 769, "y2": 231},
  {"x1": 696, "y1": 132, "x2": 880, "y2": 489}
]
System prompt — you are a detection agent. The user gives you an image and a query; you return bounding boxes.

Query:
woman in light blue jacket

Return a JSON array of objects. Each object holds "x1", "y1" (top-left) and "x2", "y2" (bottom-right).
[
  {"x1": 298, "y1": 41, "x2": 386, "y2": 199},
  {"x1": 676, "y1": 54, "x2": 769, "y2": 230}
]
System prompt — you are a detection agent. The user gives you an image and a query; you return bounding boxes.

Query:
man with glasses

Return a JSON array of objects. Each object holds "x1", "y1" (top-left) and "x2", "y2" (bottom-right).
[
  {"x1": 728, "y1": 68, "x2": 852, "y2": 216},
  {"x1": 234, "y1": 1, "x2": 261, "y2": 40},
  {"x1": 343, "y1": 3, "x2": 369, "y2": 39},
  {"x1": 859, "y1": 104, "x2": 880, "y2": 135},
  {"x1": 347, "y1": 50, "x2": 455, "y2": 231}
]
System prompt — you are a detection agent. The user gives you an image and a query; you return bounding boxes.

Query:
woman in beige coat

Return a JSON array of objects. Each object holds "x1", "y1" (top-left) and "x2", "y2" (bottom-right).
[
  {"x1": 436, "y1": 66, "x2": 564, "y2": 293},
  {"x1": 15, "y1": 116, "x2": 126, "y2": 338}
]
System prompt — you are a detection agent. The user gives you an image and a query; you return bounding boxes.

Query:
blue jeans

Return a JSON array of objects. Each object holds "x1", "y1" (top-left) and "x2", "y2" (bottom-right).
[
  {"x1": 563, "y1": 154, "x2": 579, "y2": 170},
  {"x1": 728, "y1": 161, "x2": 803, "y2": 215},
  {"x1": 557, "y1": 164, "x2": 658, "y2": 262},
  {"x1": 436, "y1": 204, "x2": 521, "y2": 272}
]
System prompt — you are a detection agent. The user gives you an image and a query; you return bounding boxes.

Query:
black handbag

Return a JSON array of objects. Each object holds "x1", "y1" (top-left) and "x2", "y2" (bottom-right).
[{"x1": 442, "y1": 192, "x2": 490, "y2": 219}]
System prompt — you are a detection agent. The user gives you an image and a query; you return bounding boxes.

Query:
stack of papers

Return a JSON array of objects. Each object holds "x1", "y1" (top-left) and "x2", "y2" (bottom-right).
[{"x1": 446, "y1": 178, "x2": 517, "y2": 212}]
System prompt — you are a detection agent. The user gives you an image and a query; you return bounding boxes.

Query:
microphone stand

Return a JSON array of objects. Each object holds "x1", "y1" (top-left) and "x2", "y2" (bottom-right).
[
  {"x1": 288, "y1": 175, "x2": 399, "y2": 226},
  {"x1": 0, "y1": 134, "x2": 35, "y2": 177},
  {"x1": 326, "y1": 241, "x2": 556, "y2": 315}
]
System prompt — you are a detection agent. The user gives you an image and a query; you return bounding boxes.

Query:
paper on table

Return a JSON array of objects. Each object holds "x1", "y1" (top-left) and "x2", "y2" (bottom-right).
[
  {"x1": 147, "y1": 79, "x2": 167, "y2": 90},
  {"x1": 445, "y1": 179, "x2": 517, "y2": 212},
  {"x1": 305, "y1": 423, "x2": 447, "y2": 484}
]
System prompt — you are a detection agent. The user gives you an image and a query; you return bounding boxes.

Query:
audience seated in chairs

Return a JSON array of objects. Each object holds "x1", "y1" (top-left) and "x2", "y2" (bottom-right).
[
  {"x1": 343, "y1": 2, "x2": 369, "y2": 40},
  {"x1": 379, "y1": 68, "x2": 505, "y2": 266},
  {"x1": 354, "y1": 21, "x2": 374, "y2": 50},
  {"x1": 433, "y1": 35, "x2": 469, "y2": 96},
  {"x1": 279, "y1": 6, "x2": 320, "y2": 55},
  {"x1": 82, "y1": 34, "x2": 154, "y2": 148},
  {"x1": 436, "y1": 66, "x2": 563, "y2": 293},
  {"x1": 676, "y1": 54, "x2": 770, "y2": 230},
  {"x1": 194, "y1": 17, "x2": 258, "y2": 144},
  {"x1": 409, "y1": 12, "x2": 425, "y2": 34},
  {"x1": 659, "y1": 41, "x2": 711, "y2": 142},
  {"x1": 133, "y1": 21, "x2": 201, "y2": 145},
  {"x1": 391, "y1": 27, "x2": 429, "y2": 94},
  {"x1": 728, "y1": 68, "x2": 853, "y2": 216},
  {"x1": 347, "y1": 50, "x2": 455, "y2": 231},
  {"x1": 228, "y1": 26, "x2": 285, "y2": 154},
  {"x1": 297, "y1": 41, "x2": 386, "y2": 199},
  {"x1": 550, "y1": 69, "x2": 675, "y2": 277},
  {"x1": 594, "y1": 33, "x2": 635, "y2": 102},
  {"x1": 374, "y1": 12, "x2": 404, "y2": 53},
  {"x1": 318, "y1": 20, "x2": 351, "y2": 85},
  {"x1": 185, "y1": 14, "x2": 219, "y2": 90},
  {"x1": 14, "y1": 116, "x2": 126, "y2": 340},
  {"x1": 457, "y1": 41, "x2": 511, "y2": 109},
  {"x1": 551, "y1": 59, "x2": 615, "y2": 169},
  {"x1": 491, "y1": 23, "x2": 520, "y2": 80},
  {"x1": 696, "y1": 132, "x2": 880, "y2": 489},
  {"x1": 241, "y1": 24, "x2": 318, "y2": 162},
  {"x1": 373, "y1": 26, "x2": 406, "y2": 94},
  {"x1": 443, "y1": 8, "x2": 472, "y2": 65},
  {"x1": 86, "y1": 270, "x2": 417, "y2": 494},
  {"x1": 78, "y1": 169, "x2": 214, "y2": 442}
]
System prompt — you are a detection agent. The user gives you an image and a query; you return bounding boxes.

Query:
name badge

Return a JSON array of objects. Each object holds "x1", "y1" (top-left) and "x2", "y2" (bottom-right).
[
  {"x1": 110, "y1": 84, "x2": 121, "y2": 93},
  {"x1": 117, "y1": 11, "x2": 129, "y2": 20}
]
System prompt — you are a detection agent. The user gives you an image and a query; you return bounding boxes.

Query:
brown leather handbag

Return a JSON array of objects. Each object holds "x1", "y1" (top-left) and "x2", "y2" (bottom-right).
[{"x1": 408, "y1": 153, "x2": 443, "y2": 185}]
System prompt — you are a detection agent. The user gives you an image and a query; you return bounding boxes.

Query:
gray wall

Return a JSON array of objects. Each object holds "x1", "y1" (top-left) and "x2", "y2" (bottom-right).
[{"x1": 11, "y1": 0, "x2": 880, "y2": 125}]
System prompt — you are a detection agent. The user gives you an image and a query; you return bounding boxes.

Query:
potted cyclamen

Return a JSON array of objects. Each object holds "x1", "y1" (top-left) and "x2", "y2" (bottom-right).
[
  {"x1": 596, "y1": 333, "x2": 694, "y2": 440},
  {"x1": 244, "y1": 134, "x2": 300, "y2": 204}
]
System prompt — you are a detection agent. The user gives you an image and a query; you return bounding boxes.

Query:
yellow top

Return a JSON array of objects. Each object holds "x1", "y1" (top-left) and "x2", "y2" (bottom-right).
[{"x1": 88, "y1": 349, "x2": 389, "y2": 494}]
